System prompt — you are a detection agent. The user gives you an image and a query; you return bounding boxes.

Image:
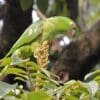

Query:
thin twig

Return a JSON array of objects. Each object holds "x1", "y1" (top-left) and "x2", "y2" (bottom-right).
[
  {"x1": 33, "y1": 5, "x2": 46, "y2": 20},
  {"x1": 35, "y1": 70, "x2": 40, "y2": 91}
]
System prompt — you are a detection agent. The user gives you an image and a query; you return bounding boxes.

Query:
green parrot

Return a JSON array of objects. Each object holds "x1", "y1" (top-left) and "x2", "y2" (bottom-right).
[{"x1": 5, "y1": 16, "x2": 77, "y2": 58}]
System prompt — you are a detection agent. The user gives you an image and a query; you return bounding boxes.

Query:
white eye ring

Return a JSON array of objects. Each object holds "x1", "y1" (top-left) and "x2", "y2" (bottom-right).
[
  {"x1": 60, "y1": 36, "x2": 70, "y2": 46},
  {"x1": 63, "y1": 36, "x2": 70, "y2": 45}
]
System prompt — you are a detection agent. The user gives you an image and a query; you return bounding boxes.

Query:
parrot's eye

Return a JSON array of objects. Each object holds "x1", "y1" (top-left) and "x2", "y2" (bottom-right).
[{"x1": 71, "y1": 28, "x2": 76, "y2": 36}]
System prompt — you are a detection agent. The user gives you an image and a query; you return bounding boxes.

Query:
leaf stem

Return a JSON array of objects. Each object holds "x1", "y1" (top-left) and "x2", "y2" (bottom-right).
[
  {"x1": 35, "y1": 70, "x2": 40, "y2": 91},
  {"x1": 25, "y1": 62, "x2": 33, "y2": 90}
]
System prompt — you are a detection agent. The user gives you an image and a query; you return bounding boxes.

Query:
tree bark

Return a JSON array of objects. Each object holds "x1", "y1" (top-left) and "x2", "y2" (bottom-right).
[
  {"x1": 51, "y1": 20, "x2": 100, "y2": 81},
  {"x1": 0, "y1": 0, "x2": 32, "y2": 58}
]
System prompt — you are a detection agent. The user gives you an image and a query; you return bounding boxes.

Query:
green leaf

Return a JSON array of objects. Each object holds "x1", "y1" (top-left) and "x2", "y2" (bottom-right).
[
  {"x1": 0, "y1": 65, "x2": 9, "y2": 77},
  {"x1": 50, "y1": 80, "x2": 77, "y2": 98},
  {"x1": 85, "y1": 81, "x2": 99, "y2": 97},
  {"x1": 64, "y1": 80, "x2": 77, "y2": 87},
  {"x1": 3, "y1": 68, "x2": 27, "y2": 75},
  {"x1": 3, "y1": 96, "x2": 17, "y2": 100},
  {"x1": 20, "y1": 0, "x2": 33, "y2": 11},
  {"x1": 95, "y1": 90, "x2": 100, "y2": 99},
  {"x1": 32, "y1": 79, "x2": 57, "y2": 88},
  {"x1": 30, "y1": 66, "x2": 51, "y2": 78},
  {"x1": 94, "y1": 76, "x2": 100, "y2": 84},
  {"x1": 40, "y1": 68, "x2": 51, "y2": 78},
  {"x1": 0, "y1": 81, "x2": 17, "y2": 98},
  {"x1": 65, "y1": 95, "x2": 78, "y2": 100},
  {"x1": 3, "y1": 68, "x2": 28, "y2": 81},
  {"x1": 11, "y1": 53, "x2": 29, "y2": 65},
  {"x1": 21, "y1": 90, "x2": 51, "y2": 100},
  {"x1": 14, "y1": 73, "x2": 28, "y2": 80},
  {"x1": 84, "y1": 70, "x2": 100, "y2": 81},
  {"x1": 0, "y1": 57, "x2": 11, "y2": 66},
  {"x1": 71, "y1": 87, "x2": 89, "y2": 96},
  {"x1": 14, "y1": 77, "x2": 26, "y2": 82},
  {"x1": 27, "y1": 61, "x2": 39, "y2": 71}
]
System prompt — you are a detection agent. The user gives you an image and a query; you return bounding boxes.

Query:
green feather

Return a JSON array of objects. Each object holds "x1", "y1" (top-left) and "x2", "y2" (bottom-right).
[{"x1": 6, "y1": 16, "x2": 76, "y2": 57}]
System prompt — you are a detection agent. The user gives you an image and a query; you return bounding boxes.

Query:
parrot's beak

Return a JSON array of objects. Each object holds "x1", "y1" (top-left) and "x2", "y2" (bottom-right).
[
  {"x1": 67, "y1": 27, "x2": 77, "y2": 38},
  {"x1": 67, "y1": 21, "x2": 77, "y2": 38}
]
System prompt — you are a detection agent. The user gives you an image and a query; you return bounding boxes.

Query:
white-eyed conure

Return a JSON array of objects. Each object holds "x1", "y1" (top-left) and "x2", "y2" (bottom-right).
[{"x1": 5, "y1": 16, "x2": 77, "y2": 58}]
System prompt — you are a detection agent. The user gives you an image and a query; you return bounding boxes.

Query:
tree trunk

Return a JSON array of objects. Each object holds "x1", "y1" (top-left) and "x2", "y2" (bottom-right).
[
  {"x1": 0, "y1": 0, "x2": 32, "y2": 58},
  {"x1": 66, "y1": 0, "x2": 78, "y2": 21}
]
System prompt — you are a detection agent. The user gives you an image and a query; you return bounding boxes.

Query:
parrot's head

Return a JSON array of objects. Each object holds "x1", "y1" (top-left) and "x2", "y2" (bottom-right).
[
  {"x1": 60, "y1": 17, "x2": 77, "y2": 39},
  {"x1": 66, "y1": 21, "x2": 77, "y2": 39},
  {"x1": 57, "y1": 17, "x2": 78, "y2": 47},
  {"x1": 41, "y1": 16, "x2": 78, "y2": 43},
  {"x1": 50, "y1": 16, "x2": 78, "y2": 40}
]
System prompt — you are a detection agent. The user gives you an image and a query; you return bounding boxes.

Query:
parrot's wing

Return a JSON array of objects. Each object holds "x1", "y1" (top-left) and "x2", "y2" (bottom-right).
[{"x1": 6, "y1": 21, "x2": 43, "y2": 57}]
